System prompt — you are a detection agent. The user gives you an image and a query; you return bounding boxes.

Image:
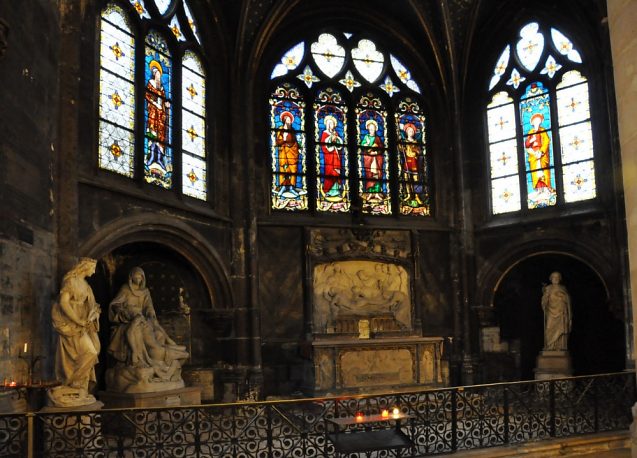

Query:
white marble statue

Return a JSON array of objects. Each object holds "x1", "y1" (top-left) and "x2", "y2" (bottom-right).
[
  {"x1": 105, "y1": 267, "x2": 189, "y2": 394},
  {"x1": 541, "y1": 271, "x2": 572, "y2": 351},
  {"x1": 48, "y1": 258, "x2": 101, "y2": 407}
]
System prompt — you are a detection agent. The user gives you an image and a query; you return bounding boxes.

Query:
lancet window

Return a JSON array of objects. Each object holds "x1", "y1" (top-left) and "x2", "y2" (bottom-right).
[
  {"x1": 487, "y1": 23, "x2": 596, "y2": 215},
  {"x1": 98, "y1": 0, "x2": 208, "y2": 200}
]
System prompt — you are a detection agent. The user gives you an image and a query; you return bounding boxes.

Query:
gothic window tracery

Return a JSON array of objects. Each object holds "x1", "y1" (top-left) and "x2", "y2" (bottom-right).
[
  {"x1": 487, "y1": 22, "x2": 596, "y2": 215},
  {"x1": 270, "y1": 32, "x2": 430, "y2": 216},
  {"x1": 98, "y1": 0, "x2": 208, "y2": 200}
]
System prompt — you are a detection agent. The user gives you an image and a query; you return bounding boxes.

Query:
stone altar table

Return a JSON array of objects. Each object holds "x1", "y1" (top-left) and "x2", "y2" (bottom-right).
[{"x1": 312, "y1": 336, "x2": 444, "y2": 394}]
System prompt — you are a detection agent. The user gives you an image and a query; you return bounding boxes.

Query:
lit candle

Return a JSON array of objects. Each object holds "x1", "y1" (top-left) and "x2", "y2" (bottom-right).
[
  {"x1": 392, "y1": 407, "x2": 400, "y2": 418},
  {"x1": 23, "y1": 343, "x2": 27, "y2": 353},
  {"x1": 355, "y1": 412, "x2": 364, "y2": 422},
  {"x1": 9, "y1": 380, "x2": 16, "y2": 387},
  {"x1": 381, "y1": 409, "x2": 389, "y2": 418}
]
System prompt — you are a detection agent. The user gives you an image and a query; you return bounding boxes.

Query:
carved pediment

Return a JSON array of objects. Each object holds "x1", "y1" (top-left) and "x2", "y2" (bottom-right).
[{"x1": 308, "y1": 228, "x2": 411, "y2": 260}]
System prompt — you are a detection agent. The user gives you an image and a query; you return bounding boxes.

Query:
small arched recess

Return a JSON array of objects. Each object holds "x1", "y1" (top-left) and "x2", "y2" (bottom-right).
[{"x1": 477, "y1": 247, "x2": 624, "y2": 381}]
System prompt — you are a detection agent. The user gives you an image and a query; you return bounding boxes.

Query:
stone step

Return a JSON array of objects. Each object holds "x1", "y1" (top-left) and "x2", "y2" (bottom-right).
[{"x1": 448, "y1": 430, "x2": 630, "y2": 457}]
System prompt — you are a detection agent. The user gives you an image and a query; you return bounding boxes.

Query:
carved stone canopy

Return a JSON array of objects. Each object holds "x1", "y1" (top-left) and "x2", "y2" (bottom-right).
[{"x1": 308, "y1": 228, "x2": 411, "y2": 260}]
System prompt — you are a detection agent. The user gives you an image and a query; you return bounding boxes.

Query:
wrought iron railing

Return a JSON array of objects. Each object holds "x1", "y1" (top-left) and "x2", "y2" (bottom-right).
[{"x1": 0, "y1": 371, "x2": 634, "y2": 457}]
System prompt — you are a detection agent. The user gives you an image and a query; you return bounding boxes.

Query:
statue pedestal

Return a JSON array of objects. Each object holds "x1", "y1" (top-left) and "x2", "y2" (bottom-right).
[
  {"x1": 40, "y1": 401, "x2": 104, "y2": 412},
  {"x1": 534, "y1": 350, "x2": 572, "y2": 380},
  {"x1": 98, "y1": 386, "x2": 201, "y2": 409}
]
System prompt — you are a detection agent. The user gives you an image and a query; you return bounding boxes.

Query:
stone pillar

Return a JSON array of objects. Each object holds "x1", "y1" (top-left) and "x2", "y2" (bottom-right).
[{"x1": 607, "y1": 1, "x2": 637, "y2": 456}]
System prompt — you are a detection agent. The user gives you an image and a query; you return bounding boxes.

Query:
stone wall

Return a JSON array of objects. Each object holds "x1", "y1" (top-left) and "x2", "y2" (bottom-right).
[{"x1": 0, "y1": 1, "x2": 60, "y2": 383}]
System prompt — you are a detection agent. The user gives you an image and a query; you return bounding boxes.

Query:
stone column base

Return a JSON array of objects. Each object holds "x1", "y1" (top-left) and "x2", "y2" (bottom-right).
[{"x1": 534, "y1": 350, "x2": 572, "y2": 380}]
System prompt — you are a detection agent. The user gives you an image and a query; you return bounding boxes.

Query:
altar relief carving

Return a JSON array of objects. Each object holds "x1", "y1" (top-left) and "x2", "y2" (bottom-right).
[
  {"x1": 306, "y1": 228, "x2": 447, "y2": 394},
  {"x1": 340, "y1": 348, "x2": 413, "y2": 387},
  {"x1": 313, "y1": 261, "x2": 411, "y2": 333}
]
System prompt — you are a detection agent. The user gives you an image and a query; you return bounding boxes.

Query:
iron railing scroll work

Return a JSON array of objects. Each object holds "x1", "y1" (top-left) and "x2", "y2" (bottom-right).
[{"x1": 0, "y1": 371, "x2": 634, "y2": 457}]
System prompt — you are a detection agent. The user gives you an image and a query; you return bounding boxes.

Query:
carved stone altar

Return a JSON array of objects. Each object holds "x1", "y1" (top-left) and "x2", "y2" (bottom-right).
[
  {"x1": 306, "y1": 229, "x2": 447, "y2": 395},
  {"x1": 313, "y1": 337, "x2": 444, "y2": 393}
]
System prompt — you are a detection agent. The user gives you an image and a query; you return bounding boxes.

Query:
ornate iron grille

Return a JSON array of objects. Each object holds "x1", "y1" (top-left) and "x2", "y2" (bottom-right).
[
  {"x1": 0, "y1": 413, "x2": 26, "y2": 457},
  {"x1": 0, "y1": 372, "x2": 632, "y2": 457}
]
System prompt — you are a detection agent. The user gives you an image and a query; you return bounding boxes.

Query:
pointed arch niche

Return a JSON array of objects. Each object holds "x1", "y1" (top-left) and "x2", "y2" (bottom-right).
[{"x1": 79, "y1": 214, "x2": 234, "y2": 396}]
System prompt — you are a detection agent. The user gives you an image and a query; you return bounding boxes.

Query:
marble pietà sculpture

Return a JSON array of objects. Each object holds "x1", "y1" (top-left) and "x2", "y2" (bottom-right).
[{"x1": 105, "y1": 266, "x2": 188, "y2": 393}]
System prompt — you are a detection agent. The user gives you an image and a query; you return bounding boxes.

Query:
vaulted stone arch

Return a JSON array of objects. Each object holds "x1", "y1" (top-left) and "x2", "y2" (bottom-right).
[{"x1": 79, "y1": 212, "x2": 233, "y2": 310}]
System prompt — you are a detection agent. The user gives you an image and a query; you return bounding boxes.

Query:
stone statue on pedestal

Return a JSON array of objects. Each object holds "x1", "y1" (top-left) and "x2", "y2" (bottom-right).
[
  {"x1": 535, "y1": 271, "x2": 573, "y2": 379},
  {"x1": 105, "y1": 267, "x2": 189, "y2": 394},
  {"x1": 541, "y1": 271, "x2": 572, "y2": 351},
  {"x1": 48, "y1": 258, "x2": 101, "y2": 408}
]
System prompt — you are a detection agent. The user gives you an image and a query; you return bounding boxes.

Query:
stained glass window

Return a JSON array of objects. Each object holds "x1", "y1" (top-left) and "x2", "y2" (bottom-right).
[
  {"x1": 352, "y1": 39, "x2": 384, "y2": 83},
  {"x1": 487, "y1": 22, "x2": 596, "y2": 215},
  {"x1": 144, "y1": 31, "x2": 173, "y2": 189},
  {"x1": 516, "y1": 23, "x2": 544, "y2": 72},
  {"x1": 129, "y1": 0, "x2": 151, "y2": 19},
  {"x1": 182, "y1": 51, "x2": 206, "y2": 200},
  {"x1": 391, "y1": 55, "x2": 421, "y2": 94},
  {"x1": 311, "y1": 34, "x2": 345, "y2": 78},
  {"x1": 357, "y1": 94, "x2": 390, "y2": 215},
  {"x1": 169, "y1": 16, "x2": 185, "y2": 41},
  {"x1": 489, "y1": 46, "x2": 510, "y2": 90},
  {"x1": 551, "y1": 28, "x2": 582, "y2": 63},
  {"x1": 99, "y1": 4, "x2": 136, "y2": 177},
  {"x1": 271, "y1": 42, "x2": 304, "y2": 79},
  {"x1": 269, "y1": 31, "x2": 427, "y2": 216},
  {"x1": 520, "y1": 82, "x2": 556, "y2": 209},
  {"x1": 315, "y1": 88, "x2": 349, "y2": 213},
  {"x1": 154, "y1": 0, "x2": 173, "y2": 15},
  {"x1": 183, "y1": 1, "x2": 201, "y2": 44},
  {"x1": 556, "y1": 70, "x2": 595, "y2": 203},
  {"x1": 339, "y1": 70, "x2": 361, "y2": 92},
  {"x1": 396, "y1": 98, "x2": 429, "y2": 215},
  {"x1": 99, "y1": 1, "x2": 208, "y2": 200},
  {"x1": 487, "y1": 92, "x2": 520, "y2": 214},
  {"x1": 270, "y1": 83, "x2": 308, "y2": 211}
]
